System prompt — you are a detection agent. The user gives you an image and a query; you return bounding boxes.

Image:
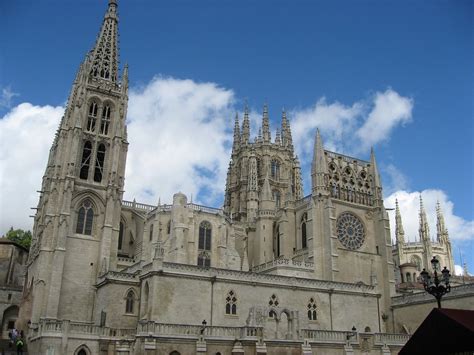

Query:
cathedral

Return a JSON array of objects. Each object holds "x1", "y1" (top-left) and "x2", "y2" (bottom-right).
[{"x1": 21, "y1": 1, "x2": 461, "y2": 354}]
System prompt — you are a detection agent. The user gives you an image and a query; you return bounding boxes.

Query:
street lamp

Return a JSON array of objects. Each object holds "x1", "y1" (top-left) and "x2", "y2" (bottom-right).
[{"x1": 420, "y1": 256, "x2": 451, "y2": 308}]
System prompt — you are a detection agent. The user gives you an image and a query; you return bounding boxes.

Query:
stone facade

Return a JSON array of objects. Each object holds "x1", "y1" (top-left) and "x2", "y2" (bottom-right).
[
  {"x1": 0, "y1": 239, "x2": 28, "y2": 339},
  {"x1": 21, "y1": 1, "x2": 467, "y2": 354}
]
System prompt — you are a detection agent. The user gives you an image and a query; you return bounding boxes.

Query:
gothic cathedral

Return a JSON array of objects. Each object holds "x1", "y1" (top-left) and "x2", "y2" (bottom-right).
[{"x1": 23, "y1": 1, "x2": 455, "y2": 354}]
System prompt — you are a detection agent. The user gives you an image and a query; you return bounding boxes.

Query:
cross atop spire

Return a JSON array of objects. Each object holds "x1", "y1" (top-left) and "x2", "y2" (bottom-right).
[{"x1": 89, "y1": 0, "x2": 120, "y2": 83}]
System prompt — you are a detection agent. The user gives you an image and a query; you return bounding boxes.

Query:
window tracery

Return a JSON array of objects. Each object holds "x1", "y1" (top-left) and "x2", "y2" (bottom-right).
[
  {"x1": 76, "y1": 200, "x2": 94, "y2": 235},
  {"x1": 328, "y1": 158, "x2": 374, "y2": 206},
  {"x1": 198, "y1": 221, "x2": 212, "y2": 267},
  {"x1": 268, "y1": 294, "x2": 279, "y2": 317},
  {"x1": 225, "y1": 290, "x2": 237, "y2": 315},
  {"x1": 93, "y1": 143, "x2": 106, "y2": 182},
  {"x1": 100, "y1": 104, "x2": 111, "y2": 135},
  {"x1": 336, "y1": 212, "x2": 365, "y2": 250},
  {"x1": 79, "y1": 141, "x2": 93, "y2": 180},
  {"x1": 87, "y1": 102, "x2": 98, "y2": 132}
]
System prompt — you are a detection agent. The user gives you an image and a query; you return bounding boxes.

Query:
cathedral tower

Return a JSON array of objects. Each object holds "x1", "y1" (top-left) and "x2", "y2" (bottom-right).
[
  {"x1": 27, "y1": 0, "x2": 128, "y2": 324},
  {"x1": 224, "y1": 105, "x2": 303, "y2": 265}
]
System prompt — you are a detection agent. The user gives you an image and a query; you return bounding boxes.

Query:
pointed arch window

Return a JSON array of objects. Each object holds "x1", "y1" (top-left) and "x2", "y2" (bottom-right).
[
  {"x1": 268, "y1": 294, "x2": 279, "y2": 317},
  {"x1": 149, "y1": 224, "x2": 154, "y2": 241},
  {"x1": 125, "y1": 290, "x2": 135, "y2": 314},
  {"x1": 198, "y1": 221, "x2": 212, "y2": 267},
  {"x1": 198, "y1": 221, "x2": 212, "y2": 251},
  {"x1": 301, "y1": 212, "x2": 308, "y2": 249},
  {"x1": 87, "y1": 102, "x2": 98, "y2": 132},
  {"x1": 118, "y1": 222, "x2": 124, "y2": 250},
  {"x1": 79, "y1": 141, "x2": 93, "y2": 180},
  {"x1": 100, "y1": 105, "x2": 111, "y2": 135},
  {"x1": 167, "y1": 220, "x2": 171, "y2": 234},
  {"x1": 273, "y1": 190, "x2": 281, "y2": 208},
  {"x1": 76, "y1": 200, "x2": 94, "y2": 235},
  {"x1": 225, "y1": 290, "x2": 237, "y2": 315},
  {"x1": 307, "y1": 298, "x2": 317, "y2": 320},
  {"x1": 93, "y1": 143, "x2": 106, "y2": 182},
  {"x1": 274, "y1": 225, "x2": 281, "y2": 257},
  {"x1": 271, "y1": 160, "x2": 280, "y2": 180}
]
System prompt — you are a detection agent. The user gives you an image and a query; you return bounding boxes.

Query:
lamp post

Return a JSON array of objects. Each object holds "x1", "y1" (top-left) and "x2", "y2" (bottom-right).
[{"x1": 420, "y1": 256, "x2": 451, "y2": 308}]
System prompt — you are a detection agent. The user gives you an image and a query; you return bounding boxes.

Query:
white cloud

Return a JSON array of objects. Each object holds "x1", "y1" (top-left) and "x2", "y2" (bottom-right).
[
  {"x1": 289, "y1": 89, "x2": 413, "y2": 164},
  {"x1": 125, "y1": 76, "x2": 235, "y2": 206},
  {"x1": 356, "y1": 89, "x2": 413, "y2": 151},
  {"x1": 0, "y1": 103, "x2": 64, "y2": 234},
  {"x1": 385, "y1": 189, "x2": 474, "y2": 242},
  {"x1": 0, "y1": 86, "x2": 19, "y2": 109},
  {"x1": 382, "y1": 164, "x2": 410, "y2": 196}
]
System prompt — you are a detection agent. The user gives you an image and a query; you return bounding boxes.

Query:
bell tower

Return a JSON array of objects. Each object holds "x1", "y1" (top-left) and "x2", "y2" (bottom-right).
[{"x1": 28, "y1": 0, "x2": 128, "y2": 324}]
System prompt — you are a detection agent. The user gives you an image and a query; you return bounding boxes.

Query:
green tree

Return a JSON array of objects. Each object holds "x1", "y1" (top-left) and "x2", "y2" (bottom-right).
[{"x1": 2, "y1": 227, "x2": 32, "y2": 250}]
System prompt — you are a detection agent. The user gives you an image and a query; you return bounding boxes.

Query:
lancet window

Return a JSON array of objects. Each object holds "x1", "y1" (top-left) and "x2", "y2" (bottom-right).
[
  {"x1": 225, "y1": 290, "x2": 237, "y2": 315},
  {"x1": 100, "y1": 105, "x2": 111, "y2": 135},
  {"x1": 301, "y1": 212, "x2": 308, "y2": 249},
  {"x1": 307, "y1": 298, "x2": 317, "y2": 320},
  {"x1": 198, "y1": 221, "x2": 212, "y2": 267},
  {"x1": 118, "y1": 222, "x2": 124, "y2": 250},
  {"x1": 87, "y1": 102, "x2": 98, "y2": 132},
  {"x1": 76, "y1": 200, "x2": 94, "y2": 235},
  {"x1": 125, "y1": 290, "x2": 135, "y2": 314},
  {"x1": 271, "y1": 160, "x2": 280, "y2": 180},
  {"x1": 93, "y1": 143, "x2": 106, "y2": 182},
  {"x1": 149, "y1": 224, "x2": 154, "y2": 241},
  {"x1": 79, "y1": 141, "x2": 93, "y2": 180},
  {"x1": 273, "y1": 190, "x2": 281, "y2": 208}
]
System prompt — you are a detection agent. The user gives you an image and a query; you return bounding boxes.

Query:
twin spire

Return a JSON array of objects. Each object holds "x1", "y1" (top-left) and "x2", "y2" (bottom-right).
[{"x1": 395, "y1": 195, "x2": 449, "y2": 245}]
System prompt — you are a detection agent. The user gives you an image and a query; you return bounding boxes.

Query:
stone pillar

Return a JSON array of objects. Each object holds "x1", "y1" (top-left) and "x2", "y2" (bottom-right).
[{"x1": 232, "y1": 341, "x2": 245, "y2": 354}]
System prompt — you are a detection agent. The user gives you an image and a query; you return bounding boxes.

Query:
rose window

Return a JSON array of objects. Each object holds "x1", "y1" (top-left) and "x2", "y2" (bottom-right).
[{"x1": 336, "y1": 212, "x2": 365, "y2": 250}]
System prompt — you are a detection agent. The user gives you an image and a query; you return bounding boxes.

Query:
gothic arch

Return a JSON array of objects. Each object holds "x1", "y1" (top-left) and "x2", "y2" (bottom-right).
[
  {"x1": 74, "y1": 345, "x2": 91, "y2": 355},
  {"x1": 124, "y1": 288, "x2": 138, "y2": 314},
  {"x1": 72, "y1": 190, "x2": 106, "y2": 211}
]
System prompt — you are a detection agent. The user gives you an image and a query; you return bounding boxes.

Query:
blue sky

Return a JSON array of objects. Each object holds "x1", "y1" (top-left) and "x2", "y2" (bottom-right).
[{"x1": 0, "y1": 0, "x2": 472, "y2": 272}]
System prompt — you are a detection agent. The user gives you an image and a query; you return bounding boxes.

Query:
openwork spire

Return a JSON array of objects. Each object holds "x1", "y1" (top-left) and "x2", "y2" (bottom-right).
[{"x1": 90, "y1": 0, "x2": 120, "y2": 82}]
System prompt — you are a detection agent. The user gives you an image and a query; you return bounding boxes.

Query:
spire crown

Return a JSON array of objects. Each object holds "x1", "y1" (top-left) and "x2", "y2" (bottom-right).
[{"x1": 89, "y1": 0, "x2": 120, "y2": 83}]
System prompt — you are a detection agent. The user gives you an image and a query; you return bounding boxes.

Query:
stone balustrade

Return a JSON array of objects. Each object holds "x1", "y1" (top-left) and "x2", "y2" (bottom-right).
[
  {"x1": 301, "y1": 329, "x2": 352, "y2": 344},
  {"x1": 252, "y1": 257, "x2": 314, "y2": 273},
  {"x1": 374, "y1": 332, "x2": 410, "y2": 346},
  {"x1": 137, "y1": 321, "x2": 261, "y2": 340}
]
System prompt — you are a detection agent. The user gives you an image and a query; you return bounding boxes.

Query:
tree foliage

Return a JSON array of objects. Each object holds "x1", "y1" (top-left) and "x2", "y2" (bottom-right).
[{"x1": 2, "y1": 227, "x2": 32, "y2": 250}]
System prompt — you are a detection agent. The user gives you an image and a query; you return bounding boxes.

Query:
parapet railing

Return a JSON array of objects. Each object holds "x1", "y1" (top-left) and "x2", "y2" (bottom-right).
[
  {"x1": 29, "y1": 319, "x2": 135, "y2": 340},
  {"x1": 301, "y1": 329, "x2": 354, "y2": 344},
  {"x1": 137, "y1": 321, "x2": 261, "y2": 340},
  {"x1": 373, "y1": 332, "x2": 410, "y2": 346},
  {"x1": 252, "y1": 257, "x2": 314, "y2": 273}
]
